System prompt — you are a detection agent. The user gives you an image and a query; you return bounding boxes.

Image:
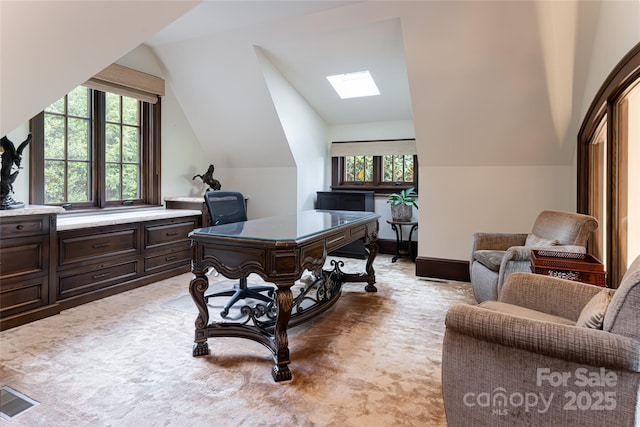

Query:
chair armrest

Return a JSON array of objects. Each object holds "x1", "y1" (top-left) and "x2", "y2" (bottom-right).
[
  {"x1": 470, "y1": 233, "x2": 527, "y2": 268},
  {"x1": 499, "y1": 272, "x2": 608, "y2": 320},
  {"x1": 445, "y1": 304, "x2": 640, "y2": 372}
]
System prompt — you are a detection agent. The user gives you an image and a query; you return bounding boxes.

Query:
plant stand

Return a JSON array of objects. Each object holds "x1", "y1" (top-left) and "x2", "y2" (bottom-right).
[{"x1": 387, "y1": 219, "x2": 418, "y2": 262}]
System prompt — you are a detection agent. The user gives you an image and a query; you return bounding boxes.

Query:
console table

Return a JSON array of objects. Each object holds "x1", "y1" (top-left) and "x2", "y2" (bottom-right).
[{"x1": 188, "y1": 209, "x2": 379, "y2": 382}]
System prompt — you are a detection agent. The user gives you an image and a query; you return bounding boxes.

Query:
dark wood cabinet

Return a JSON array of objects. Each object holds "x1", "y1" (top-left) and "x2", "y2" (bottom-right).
[
  {"x1": 0, "y1": 213, "x2": 61, "y2": 331},
  {"x1": 316, "y1": 191, "x2": 375, "y2": 258},
  {"x1": 0, "y1": 209, "x2": 200, "y2": 330},
  {"x1": 56, "y1": 215, "x2": 199, "y2": 310}
]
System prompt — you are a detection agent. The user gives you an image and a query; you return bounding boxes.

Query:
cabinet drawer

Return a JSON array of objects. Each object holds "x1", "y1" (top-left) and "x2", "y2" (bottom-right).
[
  {"x1": 144, "y1": 241, "x2": 192, "y2": 272},
  {"x1": 59, "y1": 226, "x2": 139, "y2": 266},
  {"x1": 0, "y1": 274, "x2": 48, "y2": 318},
  {"x1": 0, "y1": 216, "x2": 49, "y2": 238},
  {"x1": 58, "y1": 260, "x2": 138, "y2": 299},
  {"x1": 0, "y1": 235, "x2": 48, "y2": 279},
  {"x1": 145, "y1": 219, "x2": 197, "y2": 249}
]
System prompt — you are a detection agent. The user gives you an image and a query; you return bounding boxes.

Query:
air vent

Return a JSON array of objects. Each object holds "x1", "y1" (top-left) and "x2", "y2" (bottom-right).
[{"x1": 0, "y1": 386, "x2": 39, "y2": 420}]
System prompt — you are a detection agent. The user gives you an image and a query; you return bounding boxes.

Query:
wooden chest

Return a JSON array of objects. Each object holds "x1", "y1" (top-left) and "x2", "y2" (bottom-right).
[{"x1": 530, "y1": 249, "x2": 607, "y2": 287}]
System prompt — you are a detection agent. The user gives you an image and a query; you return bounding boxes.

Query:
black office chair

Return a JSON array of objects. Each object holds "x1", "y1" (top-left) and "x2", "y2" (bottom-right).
[{"x1": 203, "y1": 191, "x2": 274, "y2": 318}]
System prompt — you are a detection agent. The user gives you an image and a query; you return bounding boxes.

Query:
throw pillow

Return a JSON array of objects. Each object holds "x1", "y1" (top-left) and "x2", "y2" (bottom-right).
[
  {"x1": 576, "y1": 289, "x2": 612, "y2": 329},
  {"x1": 525, "y1": 233, "x2": 560, "y2": 247}
]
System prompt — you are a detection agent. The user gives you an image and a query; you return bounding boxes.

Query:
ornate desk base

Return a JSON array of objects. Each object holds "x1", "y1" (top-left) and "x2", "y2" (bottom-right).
[
  {"x1": 190, "y1": 250, "x2": 377, "y2": 382},
  {"x1": 188, "y1": 211, "x2": 379, "y2": 382}
]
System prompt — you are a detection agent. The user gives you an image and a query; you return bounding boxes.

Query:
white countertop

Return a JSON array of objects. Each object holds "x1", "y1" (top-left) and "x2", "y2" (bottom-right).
[
  {"x1": 0, "y1": 205, "x2": 66, "y2": 217},
  {"x1": 57, "y1": 208, "x2": 202, "y2": 231},
  {"x1": 164, "y1": 196, "x2": 204, "y2": 203}
]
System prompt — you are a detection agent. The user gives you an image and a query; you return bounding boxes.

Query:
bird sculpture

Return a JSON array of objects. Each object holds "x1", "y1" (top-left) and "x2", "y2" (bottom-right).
[{"x1": 0, "y1": 134, "x2": 32, "y2": 209}]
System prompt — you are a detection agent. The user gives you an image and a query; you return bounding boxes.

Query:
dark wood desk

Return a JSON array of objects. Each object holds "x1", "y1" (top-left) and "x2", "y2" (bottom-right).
[{"x1": 188, "y1": 210, "x2": 380, "y2": 382}]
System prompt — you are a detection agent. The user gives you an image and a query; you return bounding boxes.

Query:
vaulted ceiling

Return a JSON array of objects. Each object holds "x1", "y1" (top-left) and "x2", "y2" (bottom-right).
[
  {"x1": 145, "y1": 1, "x2": 602, "y2": 168},
  {"x1": 1, "y1": 1, "x2": 611, "y2": 170}
]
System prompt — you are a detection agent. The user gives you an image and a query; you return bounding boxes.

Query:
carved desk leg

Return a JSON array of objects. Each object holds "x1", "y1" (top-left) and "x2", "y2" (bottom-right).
[
  {"x1": 189, "y1": 270, "x2": 211, "y2": 357},
  {"x1": 364, "y1": 239, "x2": 379, "y2": 292},
  {"x1": 271, "y1": 284, "x2": 293, "y2": 382}
]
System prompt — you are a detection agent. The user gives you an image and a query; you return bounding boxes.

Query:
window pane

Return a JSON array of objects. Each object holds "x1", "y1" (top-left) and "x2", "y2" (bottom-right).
[
  {"x1": 122, "y1": 126, "x2": 139, "y2": 162},
  {"x1": 345, "y1": 157, "x2": 355, "y2": 181},
  {"x1": 383, "y1": 154, "x2": 414, "y2": 183},
  {"x1": 122, "y1": 97, "x2": 138, "y2": 125},
  {"x1": 122, "y1": 164, "x2": 139, "y2": 199},
  {"x1": 67, "y1": 161, "x2": 90, "y2": 202},
  {"x1": 44, "y1": 160, "x2": 65, "y2": 204},
  {"x1": 67, "y1": 118, "x2": 89, "y2": 161},
  {"x1": 105, "y1": 92, "x2": 121, "y2": 122},
  {"x1": 36, "y1": 86, "x2": 154, "y2": 208},
  {"x1": 67, "y1": 86, "x2": 89, "y2": 117},
  {"x1": 345, "y1": 155, "x2": 372, "y2": 182},
  {"x1": 106, "y1": 163, "x2": 121, "y2": 201},
  {"x1": 105, "y1": 123, "x2": 121, "y2": 162},
  {"x1": 44, "y1": 115, "x2": 65, "y2": 159},
  {"x1": 45, "y1": 97, "x2": 65, "y2": 114}
]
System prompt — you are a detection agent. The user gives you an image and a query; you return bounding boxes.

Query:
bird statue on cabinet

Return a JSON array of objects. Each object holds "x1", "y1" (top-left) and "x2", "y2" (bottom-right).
[{"x1": 0, "y1": 134, "x2": 32, "y2": 209}]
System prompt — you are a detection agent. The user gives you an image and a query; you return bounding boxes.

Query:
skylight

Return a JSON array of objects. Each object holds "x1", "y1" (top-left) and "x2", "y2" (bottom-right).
[{"x1": 326, "y1": 70, "x2": 380, "y2": 99}]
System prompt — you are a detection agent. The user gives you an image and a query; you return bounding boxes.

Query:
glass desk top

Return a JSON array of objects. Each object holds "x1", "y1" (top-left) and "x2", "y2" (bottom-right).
[{"x1": 190, "y1": 209, "x2": 379, "y2": 242}]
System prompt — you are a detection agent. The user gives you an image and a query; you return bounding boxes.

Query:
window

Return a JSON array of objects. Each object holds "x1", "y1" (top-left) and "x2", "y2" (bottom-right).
[
  {"x1": 578, "y1": 41, "x2": 640, "y2": 287},
  {"x1": 326, "y1": 70, "x2": 380, "y2": 99},
  {"x1": 330, "y1": 139, "x2": 418, "y2": 194},
  {"x1": 30, "y1": 85, "x2": 161, "y2": 210}
]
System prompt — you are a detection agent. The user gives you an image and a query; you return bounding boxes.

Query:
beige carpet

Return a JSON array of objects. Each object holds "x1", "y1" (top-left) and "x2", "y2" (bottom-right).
[{"x1": 0, "y1": 255, "x2": 474, "y2": 426}]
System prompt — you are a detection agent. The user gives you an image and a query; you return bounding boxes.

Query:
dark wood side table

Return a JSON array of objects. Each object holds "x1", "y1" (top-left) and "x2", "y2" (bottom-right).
[
  {"x1": 530, "y1": 249, "x2": 607, "y2": 287},
  {"x1": 387, "y1": 219, "x2": 418, "y2": 262}
]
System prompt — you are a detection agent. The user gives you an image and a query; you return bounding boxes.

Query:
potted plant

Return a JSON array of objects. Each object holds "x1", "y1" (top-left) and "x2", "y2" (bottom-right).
[{"x1": 387, "y1": 187, "x2": 418, "y2": 221}]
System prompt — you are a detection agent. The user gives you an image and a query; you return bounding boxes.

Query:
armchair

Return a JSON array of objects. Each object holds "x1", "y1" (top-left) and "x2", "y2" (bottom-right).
[
  {"x1": 442, "y1": 255, "x2": 640, "y2": 426},
  {"x1": 470, "y1": 210, "x2": 598, "y2": 302}
]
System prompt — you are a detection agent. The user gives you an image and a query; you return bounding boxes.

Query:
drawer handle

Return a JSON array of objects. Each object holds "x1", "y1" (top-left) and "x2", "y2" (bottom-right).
[
  {"x1": 165, "y1": 255, "x2": 177, "y2": 261},
  {"x1": 16, "y1": 224, "x2": 24, "y2": 230},
  {"x1": 327, "y1": 236, "x2": 345, "y2": 245},
  {"x1": 92, "y1": 242, "x2": 110, "y2": 249},
  {"x1": 92, "y1": 272, "x2": 111, "y2": 279},
  {"x1": 166, "y1": 231, "x2": 179, "y2": 236}
]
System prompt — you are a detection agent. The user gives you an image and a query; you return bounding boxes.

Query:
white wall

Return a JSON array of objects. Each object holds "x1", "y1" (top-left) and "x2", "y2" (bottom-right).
[
  {"x1": 418, "y1": 166, "x2": 574, "y2": 260},
  {"x1": 213, "y1": 167, "x2": 297, "y2": 220},
  {"x1": 254, "y1": 46, "x2": 328, "y2": 212}
]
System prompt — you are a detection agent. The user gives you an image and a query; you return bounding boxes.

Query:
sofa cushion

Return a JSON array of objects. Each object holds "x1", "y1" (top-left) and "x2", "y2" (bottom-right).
[
  {"x1": 525, "y1": 233, "x2": 560, "y2": 247},
  {"x1": 479, "y1": 301, "x2": 576, "y2": 325},
  {"x1": 576, "y1": 289, "x2": 612, "y2": 329},
  {"x1": 473, "y1": 250, "x2": 505, "y2": 272},
  {"x1": 603, "y1": 255, "x2": 640, "y2": 339}
]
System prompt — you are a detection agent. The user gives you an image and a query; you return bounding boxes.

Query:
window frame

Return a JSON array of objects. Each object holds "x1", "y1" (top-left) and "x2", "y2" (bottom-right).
[
  {"x1": 331, "y1": 154, "x2": 418, "y2": 195},
  {"x1": 577, "y1": 41, "x2": 640, "y2": 287},
  {"x1": 29, "y1": 88, "x2": 162, "y2": 211}
]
